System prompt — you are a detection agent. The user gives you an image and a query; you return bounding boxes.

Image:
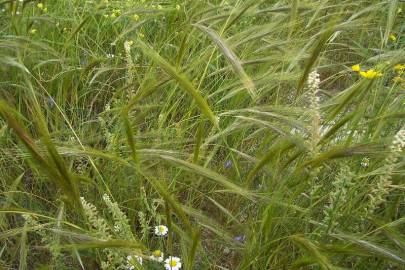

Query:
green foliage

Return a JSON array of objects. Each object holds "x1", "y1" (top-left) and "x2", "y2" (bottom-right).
[{"x1": 0, "y1": 0, "x2": 404, "y2": 269}]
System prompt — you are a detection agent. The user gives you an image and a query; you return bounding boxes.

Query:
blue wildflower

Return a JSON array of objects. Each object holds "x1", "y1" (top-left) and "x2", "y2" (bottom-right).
[
  {"x1": 47, "y1": 96, "x2": 55, "y2": 108},
  {"x1": 234, "y1": 235, "x2": 246, "y2": 243}
]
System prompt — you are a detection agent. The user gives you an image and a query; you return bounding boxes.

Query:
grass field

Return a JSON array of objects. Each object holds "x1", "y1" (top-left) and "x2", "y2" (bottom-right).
[{"x1": 0, "y1": 0, "x2": 405, "y2": 269}]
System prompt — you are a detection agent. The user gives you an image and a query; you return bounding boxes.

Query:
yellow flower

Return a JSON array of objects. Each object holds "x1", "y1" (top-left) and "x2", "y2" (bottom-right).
[
  {"x1": 138, "y1": 32, "x2": 144, "y2": 38},
  {"x1": 43, "y1": 7, "x2": 48, "y2": 12},
  {"x1": 29, "y1": 28, "x2": 37, "y2": 34},
  {"x1": 394, "y1": 64, "x2": 405, "y2": 74},
  {"x1": 132, "y1": 14, "x2": 139, "y2": 21},
  {"x1": 150, "y1": 250, "x2": 164, "y2": 262},
  {"x1": 37, "y1": 3, "x2": 44, "y2": 9},
  {"x1": 351, "y1": 64, "x2": 361, "y2": 72},
  {"x1": 359, "y1": 69, "x2": 383, "y2": 79},
  {"x1": 125, "y1": 40, "x2": 134, "y2": 46},
  {"x1": 389, "y1": 34, "x2": 397, "y2": 42},
  {"x1": 176, "y1": 4, "x2": 181, "y2": 10}
]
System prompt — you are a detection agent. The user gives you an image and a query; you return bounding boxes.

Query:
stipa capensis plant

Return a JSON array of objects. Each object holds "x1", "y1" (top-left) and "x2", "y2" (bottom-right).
[
  {"x1": 321, "y1": 165, "x2": 355, "y2": 234},
  {"x1": 0, "y1": 0, "x2": 405, "y2": 269},
  {"x1": 308, "y1": 69, "x2": 322, "y2": 152},
  {"x1": 80, "y1": 194, "x2": 180, "y2": 270},
  {"x1": 80, "y1": 195, "x2": 133, "y2": 269},
  {"x1": 366, "y1": 128, "x2": 405, "y2": 215},
  {"x1": 102, "y1": 194, "x2": 134, "y2": 240},
  {"x1": 20, "y1": 204, "x2": 65, "y2": 268},
  {"x1": 124, "y1": 40, "x2": 136, "y2": 96}
]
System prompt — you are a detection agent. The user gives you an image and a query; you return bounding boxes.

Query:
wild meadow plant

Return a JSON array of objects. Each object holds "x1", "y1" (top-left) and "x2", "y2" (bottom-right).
[{"x1": 0, "y1": 0, "x2": 404, "y2": 269}]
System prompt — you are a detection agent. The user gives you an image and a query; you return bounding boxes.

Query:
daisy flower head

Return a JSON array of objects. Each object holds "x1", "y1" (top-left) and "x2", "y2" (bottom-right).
[
  {"x1": 154, "y1": 225, "x2": 168, "y2": 236},
  {"x1": 164, "y1": 256, "x2": 181, "y2": 270},
  {"x1": 150, "y1": 249, "x2": 164, "y2": 262}
]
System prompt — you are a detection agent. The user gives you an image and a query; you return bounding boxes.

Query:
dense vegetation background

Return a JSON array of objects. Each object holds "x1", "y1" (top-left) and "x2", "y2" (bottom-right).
[{"x1": 0, "y1": 0, "x2": 404, "y2": 269}]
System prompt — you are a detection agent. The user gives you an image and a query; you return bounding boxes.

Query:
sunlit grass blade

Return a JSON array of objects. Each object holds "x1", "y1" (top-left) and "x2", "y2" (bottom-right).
[
  {"x1": 296, "y1": 26, "x2": 335, "y2": 97},
  {"x1": 135, "y1": 40, "x2": 219, "y2": 128},
  {"x1": 158, "y1": 155, "x2": 252, "y2": 198},
  {"x1": 332, "y1": 233, "x2": 405, "y2": 265},
  {"x1": 19, "y1": 221, "x2": 28, "y2": 270},
  {"x1": 384, "y1": 0, "x2": 398, "y2": 46},
  {"x1": 0, "y1": 101, "x2": 81, "y2": 210},
  {"x1": 290, "y1": 235, "x2": 334, "y2": 270},
  {"x1": 192, "y1": 23, "x2": 257, "y2": 99}
]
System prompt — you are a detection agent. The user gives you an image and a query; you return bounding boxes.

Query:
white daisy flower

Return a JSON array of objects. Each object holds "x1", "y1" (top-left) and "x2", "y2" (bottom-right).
[
  {"x1": 164, "y1": 256, "x2": 181, "y2": 270},
  {"x1": 149, "y1": 249, "x2": 164, "y2": 262},
  {"x1": 154, "y1": 225, "x2": 168, "y2": 236}
]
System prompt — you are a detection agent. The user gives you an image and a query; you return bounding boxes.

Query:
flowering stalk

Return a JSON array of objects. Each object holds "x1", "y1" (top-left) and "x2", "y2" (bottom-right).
[
  {"x1": 307, "y1": 70, "x2": 321, "y2": 153},
  {"x1": 367, "y1": 128, "x2": 405, "y2": 214},
  {"x1": 124, "y1": 40, "x2": 135, "y2": 91}
]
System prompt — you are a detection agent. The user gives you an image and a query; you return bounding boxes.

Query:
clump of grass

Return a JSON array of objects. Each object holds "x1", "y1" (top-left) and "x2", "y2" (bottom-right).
[{"x1": 0, "y1": 0, "x2": 404, "y2": 269}]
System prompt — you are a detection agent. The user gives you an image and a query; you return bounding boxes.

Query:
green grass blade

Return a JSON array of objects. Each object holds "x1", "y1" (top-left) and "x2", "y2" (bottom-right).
[{"x1": 135, "y1": 40, "x2": 219, "y2": 128}]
